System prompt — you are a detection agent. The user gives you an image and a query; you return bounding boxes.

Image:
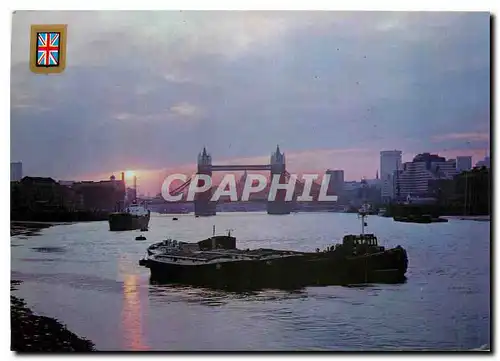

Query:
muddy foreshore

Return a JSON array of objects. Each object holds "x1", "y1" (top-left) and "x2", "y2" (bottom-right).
[
  {"x1": 11, "y1": 224, "x2": 95, "y2": 351},
  {"x1": 11, "y1": 280, "x2": 96, "y2": 352}
]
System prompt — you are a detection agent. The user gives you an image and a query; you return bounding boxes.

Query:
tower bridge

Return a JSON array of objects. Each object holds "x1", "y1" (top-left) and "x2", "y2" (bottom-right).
[
  {"x1": 195, "y1": 145, "x2": 289, "y2": 216},
  {"x1": 164, "y1": 145, "x2": 328, "y2": 216},
  {"x1": 208, "y1": 164, "x2": 272, "y2": 172}
]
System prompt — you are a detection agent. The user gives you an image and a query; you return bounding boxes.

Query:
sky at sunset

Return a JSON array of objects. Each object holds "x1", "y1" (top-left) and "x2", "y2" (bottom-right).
[{"x1": 11, "y1": 11, "x2": 490, "y2": 195}]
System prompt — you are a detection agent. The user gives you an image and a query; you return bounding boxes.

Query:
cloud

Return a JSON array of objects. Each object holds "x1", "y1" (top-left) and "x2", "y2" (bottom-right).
[
  {"x1": 10, "y1": 11, "x2": 317, "y2": 69},
  {"x1": 110, "y1": 102, "x2": 202, "y2": 126},
  {"x1": 10, "y1": 11, "x2": 490, "y2": 186},
  {"x1": 169, "y1": 102, "x2": 202, "y2": 118},
  {"x1": 113, "y1": 113, "x2": 134, "y2": 121}
]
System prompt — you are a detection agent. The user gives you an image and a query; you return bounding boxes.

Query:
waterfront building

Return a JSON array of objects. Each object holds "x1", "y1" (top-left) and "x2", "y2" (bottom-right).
[
  {"x1": 365, "y1": 171, "x2": 382, "y2": 189},
  {"x1": 11, "y1": 162, "x2": 23, "y2": 182},
  {"x1": 395, "y1": 153, "x2": 457, "y2": 198},
  {"x1": 343, "y1": 181, "x2": 362, "y2": 191},
  {"x1": 380, "y1": 150, "x2": 402, "y2": 202},
  {"x1": 58, "y1": 180, "x2": 76, "y2": 187},
  {"x1": 454, "y1": 167, "x2": 490, "y2": 215},
  {"x1": 456, "y1": 156, "x2": 472, "y2": 172},
  {"x1": 475, "y1": 156, "x2": 490, "y2": 169},
  {"x1": 325, "y1": 169, "x2": 344, "y2": 196},
  {"x1": 72, "y1": 176, "x2": 126, "y2": 211},
  {"x1": 11, "y1": 176, "x2": 82, "y2": 212}
]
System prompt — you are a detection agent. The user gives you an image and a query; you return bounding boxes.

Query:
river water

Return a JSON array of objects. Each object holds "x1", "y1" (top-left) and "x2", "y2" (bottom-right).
[{"x1": 11, "y1": 212, "x2": 490, "y2": 351}]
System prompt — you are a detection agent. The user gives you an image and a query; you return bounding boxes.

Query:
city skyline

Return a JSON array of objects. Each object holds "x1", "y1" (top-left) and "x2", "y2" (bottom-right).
[
  {"x1": 11, "y1": 145, "x2": 488, "y2": 197},
  {"x1": 11, "y1": 11, "x2": 490, "y2": 194}
]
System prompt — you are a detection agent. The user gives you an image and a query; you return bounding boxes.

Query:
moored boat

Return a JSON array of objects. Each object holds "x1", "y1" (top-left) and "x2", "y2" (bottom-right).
[
  {"x1": 393, "y1": 214, "x2": 448, "y2": 223},
  {"x1": 307, "y1": 203, "x2": 408, "y2": 284},
  {"x1": 139, "y1": 209, "x2": 408, "y2": 289},
  {"x1": 109, "y1": 200, "x2": 150, "y2": 231}
]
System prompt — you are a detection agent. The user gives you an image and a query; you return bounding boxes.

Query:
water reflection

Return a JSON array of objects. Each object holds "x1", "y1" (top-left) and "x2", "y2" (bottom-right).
[
  {"x1": 121, "y1": 274, "x2": 148, "y2": 350},
  {"x1": 10, "y1": 214, "x2": 490, "y2": 350},
  {"x1": 148, "y1": 282, "x2": 308, "y2": 307}
]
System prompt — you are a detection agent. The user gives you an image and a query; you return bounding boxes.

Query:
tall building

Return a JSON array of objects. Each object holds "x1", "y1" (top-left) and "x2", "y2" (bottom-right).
[
  {"x1": 10, "y1": 162, "x2": 23, "y2": 182},
  {"x1": 456, "y1": 156, "x2": 472, "y2": 172},
  {"x1": 395, "y1": 153, "x2": 457, "y2": 198},
  {"x1": 380, "y1": 150, "x2": 402, "y2": 202},
  {"x1": 325, "y1": 169, "x2": 344, "y2": 196}
]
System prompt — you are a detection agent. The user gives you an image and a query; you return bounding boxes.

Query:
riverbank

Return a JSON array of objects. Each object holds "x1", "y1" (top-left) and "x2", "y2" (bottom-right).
[
  {"x1": 11, "y1": 222, "x2": 56, "y2": 237},
  {"x1": 11, "y1": 210, "x2": 109, "y2": 223},
  {"x1": 443, "y1": 215, "x2": 491, "y2": 222},
  {"x1": 11, "y1": 281, "x2": 96, "y2": 352}
]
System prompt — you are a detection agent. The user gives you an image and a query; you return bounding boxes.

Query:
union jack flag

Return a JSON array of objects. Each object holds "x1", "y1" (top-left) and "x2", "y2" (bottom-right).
[{"x1": 36, "y1": 32, "x2": 60, "y2": 66}]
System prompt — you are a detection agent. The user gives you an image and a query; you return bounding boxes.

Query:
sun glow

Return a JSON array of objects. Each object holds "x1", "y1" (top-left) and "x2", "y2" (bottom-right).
[{"x1": 124, "y1": 170, "x2": 136, "y2": 185}]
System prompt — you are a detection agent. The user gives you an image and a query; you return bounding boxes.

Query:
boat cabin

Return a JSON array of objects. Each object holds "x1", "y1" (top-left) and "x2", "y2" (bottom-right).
[
  {"x1": 342, "y1": 234, "x2": 378, "y2": 247},
  {"x1": 125, "y1": 202, "x2": 149, "y2": 216},
  {"x1": 198, "y1": 235, "x2": 236, "y2": 251}
]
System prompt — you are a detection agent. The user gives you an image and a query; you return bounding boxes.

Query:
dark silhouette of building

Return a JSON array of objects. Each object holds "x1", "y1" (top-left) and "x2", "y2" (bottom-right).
[
  {"x1": 454, "y1": 166, "x2": 490, "y2": 215},
  {"x1": 72, "y1": 176, "x2": 126, "y2": 211},
  {"x1": 11, "y1": 177, "x2": 82, "y2": 213}
]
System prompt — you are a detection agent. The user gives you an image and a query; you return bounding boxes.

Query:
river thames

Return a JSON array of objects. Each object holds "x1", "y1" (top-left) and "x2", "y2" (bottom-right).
[{"x1": 11, "y1": 212, "x2": 490, "y2": 351}]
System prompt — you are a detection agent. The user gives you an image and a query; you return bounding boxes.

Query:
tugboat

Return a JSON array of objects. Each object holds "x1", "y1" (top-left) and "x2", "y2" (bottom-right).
[
  {"x1": 305, "y1": 203, "x2": 408, "y2": 285},
  {"x1": 108, "y1": 200, "x2": 151, "y2": 231}
]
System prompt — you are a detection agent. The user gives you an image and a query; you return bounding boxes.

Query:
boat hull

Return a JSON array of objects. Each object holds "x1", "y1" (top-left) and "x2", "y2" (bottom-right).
[
  {"x1": 143, "y1": 246, "x2": 408, "y2": 290},
  {"x1": 394, "y1": 216, "x2": 448, "y2": 224},
  {"x1": 393, "y1": 216, "x2": 431, "y2": 224},
  {"x1": 108, "y1": 212, "x2": 150, "y2": 231},
  {"x1": 146, "y1": 254, "x2": 311, "y2": 290},
  {"x1": 303, "y1": 247, "x2": 408, "y2": 285}
]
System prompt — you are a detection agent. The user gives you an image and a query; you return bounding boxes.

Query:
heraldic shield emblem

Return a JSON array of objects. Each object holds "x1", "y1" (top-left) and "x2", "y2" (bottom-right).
[{"x1": 30, "y1": 24, "x2": 67, "y2": 74}]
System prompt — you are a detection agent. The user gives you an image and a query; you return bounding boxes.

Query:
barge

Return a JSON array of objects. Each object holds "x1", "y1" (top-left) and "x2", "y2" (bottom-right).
[{"x1": 139, "y1": 207, "x2": 408, "y2": 289}]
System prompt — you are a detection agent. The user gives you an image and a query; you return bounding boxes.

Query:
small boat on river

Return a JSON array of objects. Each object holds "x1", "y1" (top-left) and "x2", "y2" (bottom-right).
[
  {"x1": 393, "y1": 214, "x2": 448, "y2": 223},
  {"x1": 109, "y1": 200, "x2": 151, "y2": 231}
]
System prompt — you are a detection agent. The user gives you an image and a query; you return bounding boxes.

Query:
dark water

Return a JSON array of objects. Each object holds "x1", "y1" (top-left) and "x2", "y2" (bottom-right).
[{"x1": 11, "y1": 212, "x2": 490, "y2": 351}]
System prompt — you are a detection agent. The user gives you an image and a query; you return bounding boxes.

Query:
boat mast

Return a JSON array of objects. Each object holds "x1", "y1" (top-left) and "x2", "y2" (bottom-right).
[
  {"x1": 134, "y1": 175, "x2": 138, "y2": 201},
  {"x1": 121, "y1": 171, "x2": 127, "y2": 209},
  {"x1": 212, "y1": 225, "x2": 216, "y2": 249},
  {"x1": 361, "y1": 213, "x2": 365, "y2": 236},
  {"x1": 359, "y1": 205, "x2": 368, "y2": 237},
  {"x1": 359, "y1": 178, "x2": 368, "y2": 237}
]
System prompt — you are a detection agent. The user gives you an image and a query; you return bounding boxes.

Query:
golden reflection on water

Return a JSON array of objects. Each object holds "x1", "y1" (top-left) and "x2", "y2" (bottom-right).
[{"x1": 121, "y1": 273, "x2": 149, "y2": 350}]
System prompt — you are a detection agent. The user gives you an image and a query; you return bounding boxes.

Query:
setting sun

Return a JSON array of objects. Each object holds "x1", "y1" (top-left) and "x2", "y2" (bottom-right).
[{"x1": 124, "y1": 170, "x2": 136, "y2": 184}]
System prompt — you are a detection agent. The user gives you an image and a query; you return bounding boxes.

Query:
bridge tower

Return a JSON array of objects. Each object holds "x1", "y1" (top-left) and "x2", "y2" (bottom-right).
[
  {"x1": 195, "y1": 147, "x2": 216, "y2": 216},
  {"x1": 267, "y1": 145, "x2": 292, "y2": 215},
  {"x1": 237, "y1": 170, "x2": 248, "y2": 200}
]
